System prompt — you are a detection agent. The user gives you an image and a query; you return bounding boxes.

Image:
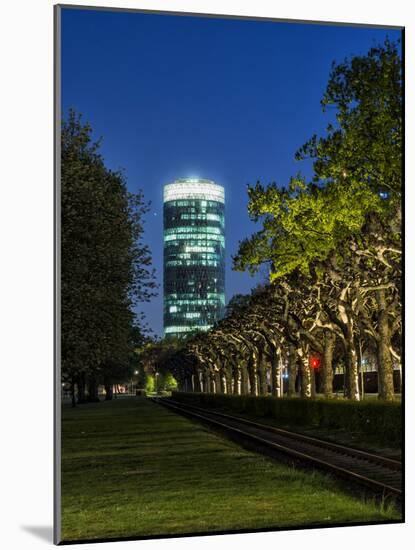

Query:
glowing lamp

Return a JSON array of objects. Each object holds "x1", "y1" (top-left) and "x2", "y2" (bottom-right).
[{"x1": 309, "y1": 356, "x2": 321, "y2": 369}]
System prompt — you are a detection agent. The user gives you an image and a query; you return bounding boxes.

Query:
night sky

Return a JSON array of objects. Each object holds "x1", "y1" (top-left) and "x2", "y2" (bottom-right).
[{"x1": 61, "y1": 7, "x2": 400, "y2": 337}]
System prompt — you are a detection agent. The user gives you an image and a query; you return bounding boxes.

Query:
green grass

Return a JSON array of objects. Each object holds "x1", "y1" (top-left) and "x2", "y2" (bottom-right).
[{"x1": 61, "y1": 397, "x2": 400, "y2": 542}]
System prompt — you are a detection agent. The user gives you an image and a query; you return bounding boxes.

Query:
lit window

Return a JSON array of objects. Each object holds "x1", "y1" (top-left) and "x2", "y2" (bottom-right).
[{"x1": 185, "y1": 312, "x2": 201, "y2": 319}]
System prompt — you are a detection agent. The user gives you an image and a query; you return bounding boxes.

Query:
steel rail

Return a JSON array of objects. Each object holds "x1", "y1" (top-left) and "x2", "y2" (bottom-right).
[
  {"x1": 165, "y1": 398, "x2": 401, "y2": 470},
  {"x1": 153, "y1": 397, "x2": 402, "y2": 498}
]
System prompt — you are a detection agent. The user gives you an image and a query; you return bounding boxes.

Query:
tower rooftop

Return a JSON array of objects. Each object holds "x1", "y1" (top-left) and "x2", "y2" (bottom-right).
[
  {"x1": 163, "y1": 178, "x2": 225, "y2": 204},
  {"x1": 174, "y1": 177, "x2": 216, "y2": 185}
]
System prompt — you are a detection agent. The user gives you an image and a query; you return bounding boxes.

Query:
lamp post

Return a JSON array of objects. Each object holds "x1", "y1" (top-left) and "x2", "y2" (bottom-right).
[
  {"x1": 155, "y1": 371, "x2": 159, "y2": 394},
  {"x1": 131, "y1": 370, "x2": 138, "y2": 393},
  {"x1": 130, "y1": 370, "x2": 139, "y2": 395}
]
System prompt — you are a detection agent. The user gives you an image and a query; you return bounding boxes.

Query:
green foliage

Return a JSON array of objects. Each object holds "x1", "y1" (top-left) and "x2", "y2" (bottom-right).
[
  {"x1": 296, "y1": 39, "x2": 402, "y2": 198},
  {"x1": 161, "y1": 372, "x2": 178, "y2": 391},
  {"x1": 134, "y1": 337, "x2": 184, "y2": 391},
  {"x1": 61, "y1": 110, "x2": 157, "y2": 388},
  {"x1": 233, "y1": 39, "x2": 401, "y2": 281},
  {"x1": 172, "y1": 392, "x2": 401, "y2": 446},
  {"x1": 145, "y1": 374, "x2": 155, "y2": 393},
  {"x1": 234, "y1": 179, "x2": 383, "y2": 279}
]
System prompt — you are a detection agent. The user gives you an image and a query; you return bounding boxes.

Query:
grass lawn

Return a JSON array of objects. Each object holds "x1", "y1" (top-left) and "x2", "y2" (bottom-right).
[{"x1": 61, "y1": 397, "x2": 400, "y2": 542}]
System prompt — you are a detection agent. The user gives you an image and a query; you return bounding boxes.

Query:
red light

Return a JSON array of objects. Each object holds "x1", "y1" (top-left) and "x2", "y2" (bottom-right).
[{"x1": 309, "y1": 356, "x2": 321, "y2": 369}]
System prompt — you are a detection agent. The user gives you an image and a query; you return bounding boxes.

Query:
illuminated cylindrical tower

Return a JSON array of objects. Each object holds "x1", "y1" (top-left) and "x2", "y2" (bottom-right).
[{"x1": 163, "y1": 178, "x2": 225, "y2": 338}]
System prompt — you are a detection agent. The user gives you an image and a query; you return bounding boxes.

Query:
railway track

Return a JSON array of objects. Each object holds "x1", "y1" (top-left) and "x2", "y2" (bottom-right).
[{"x1": 153, "y1": 397, "x2": 402, "y2": 499}]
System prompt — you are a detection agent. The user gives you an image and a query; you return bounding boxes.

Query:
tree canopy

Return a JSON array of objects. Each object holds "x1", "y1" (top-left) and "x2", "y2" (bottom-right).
[
  {"x1": 162, "y1": 39, "x2": 402, "y2": 402},
  {"x1": 61, "y1": 110, "x2": 157, "y2": 403},
  {"x1": 296, "y1": 38, "x2": 402, "y2": 199},
  {"x1": 234, "y1": 40, "x2": 401, "y2": 281}
]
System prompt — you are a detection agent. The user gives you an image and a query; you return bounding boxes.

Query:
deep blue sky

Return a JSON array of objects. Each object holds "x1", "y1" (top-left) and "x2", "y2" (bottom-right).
[{"x1": 61, "y1": 7, "x2": 400, "y2": 337}]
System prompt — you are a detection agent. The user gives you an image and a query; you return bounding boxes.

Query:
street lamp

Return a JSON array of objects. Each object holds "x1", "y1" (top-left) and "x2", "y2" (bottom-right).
[
  {"x1": 155, "y1": 371, "x2": 159, "y2": 394},
  {"x1": 131, "y1": 370, "x2": 139, "y2": 395}
]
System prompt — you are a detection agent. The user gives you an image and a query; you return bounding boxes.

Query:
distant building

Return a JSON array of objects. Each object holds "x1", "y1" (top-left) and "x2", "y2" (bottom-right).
[{"x1": 163, "y1": 178, "x2": 225, "y2": 338}]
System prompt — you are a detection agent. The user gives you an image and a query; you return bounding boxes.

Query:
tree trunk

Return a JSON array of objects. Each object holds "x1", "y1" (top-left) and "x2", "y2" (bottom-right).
[
  {"x1": 299, "y1": 354, "x2": 312, "y2": 399},
  {"x1": 87, "y1": 377, "x2": 100, "y2": 402},
  {"x1": 77, "y1": 373, "x2": 87, "y2": 404},
  {"x1": 271, "y1": 352, "x2": 282, "y2": 398},
  {"x1": 310, "y1": 368, "x2": 316, "y2": 398},
  {"x1": 241, "y1": 363, "x2": 249, "y2": 395},
  {"x1": 287, "y1": 347, "x2": 297, "y2": 397},
  {"x1": 322, "y1": 332, "x2": 335, "y2": 398},
  {"x1": 209, "y1": 373, "x2": 216, "y2": 393},
  {"x1": 248, "y1": 358, "x2": 258, "y2": 396},
  {"x1": 257, "y1": 367, "x2": 266, "y2": 395},
  {"x1": 194, "y1": 372, "x2": 202, "y2": 393},
  {"x1": 220, "y1": 372, "x2": 227, "y2": 394},
  {"x1": 288, "y1": 369, "x2": 297, "y2": 397},
  {"x1": 376, "y1": 290, "x2": 395, "y2": 401},
  {"x1": 233, "y1": 367, "x2": 241, "y2": 395},
  {"x1": 225, "y1": 367, "x2": 233, "y2": 394},
  {"x1": 345, "y1": 338, "x2": 360, "y2": 401},
  {"x1": 215, "y1": 371, "x2": 221, "y2": 393},
  {"x1": 377, "y1": 334, "x2": 395, "y2": 401},
  {"x1": 70, "y1": 378, "x2": 76, "y2": 407},
  {"x1": 202, "y1": 371, "x2": 209, "y2": 393},
  {"x1": 257, "y1": 351, "x2": 268, "y2": 395},
  {"x1": 104, "y1": 384, "x2": 113, "y2": 400}
]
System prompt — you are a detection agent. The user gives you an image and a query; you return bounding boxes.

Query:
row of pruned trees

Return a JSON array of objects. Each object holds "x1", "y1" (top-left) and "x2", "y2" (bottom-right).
[
  {"x1": 163, "y1": 39, "x2": 402, "y2": 402},
  {"x1": 165, "y1": 237, "x2": 401, "y2": 401}
]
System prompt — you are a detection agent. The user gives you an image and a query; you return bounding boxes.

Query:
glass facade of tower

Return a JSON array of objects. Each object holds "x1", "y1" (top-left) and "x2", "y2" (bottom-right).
[{"x1": 163, "y1": 178, "x2": 225, "y2": 338}]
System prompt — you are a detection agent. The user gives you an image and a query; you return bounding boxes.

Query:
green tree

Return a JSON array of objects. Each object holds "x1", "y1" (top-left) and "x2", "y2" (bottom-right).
[
  {"x1": 296, "y1": 39, "x2": 402, "y2": 199},
  {"x1": 163, "y1": 372, "x2": 178, "y2": 391},
  {"x1": 233, "y1": 178, "x2": 383, "y2": 280},
  {"x1": 233, "y1": 40, "x2": 401, "y2": 400},
  {"x1": 61, "y1": 110, "x2": 157, "y2": 405},
  {"x1": 145, "y1": 374, "x2": 155, "y2": 393}
]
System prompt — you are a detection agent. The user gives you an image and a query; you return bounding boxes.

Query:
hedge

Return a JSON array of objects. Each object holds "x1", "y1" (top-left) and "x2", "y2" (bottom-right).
[{"x1": 171, "y1": 391, "x2": 402, "y2": 446}]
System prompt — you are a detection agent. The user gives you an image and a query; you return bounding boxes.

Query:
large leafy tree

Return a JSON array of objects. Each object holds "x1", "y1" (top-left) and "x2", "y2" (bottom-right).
[
  {"x1": 233, "y1": 178, "x2": 384, "y2": 280},
  {"x1": 148, "y1": 40, "x2": 402, "y2": 403},
  {"x1": 61, "y1": 110, "x2": 157, "y2": 404},
  {"x1": 233, "y1": 40, "x2": 402, "y2": 401},
  {"x1": 234, "y1": 39, "x2": 401, "y2": 276},
  {"x1": 296, "y1": 38, "x2": 402, "y2": 199}
]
